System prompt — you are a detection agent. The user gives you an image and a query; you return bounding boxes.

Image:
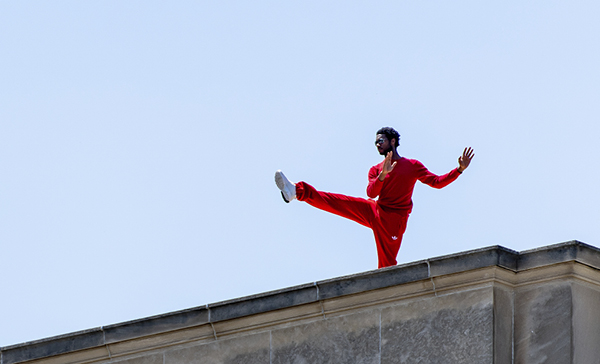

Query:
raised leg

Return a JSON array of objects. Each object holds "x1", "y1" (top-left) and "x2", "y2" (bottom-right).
[{"x1": 296, "y1": 181, "x2": 376, "y2": 228}]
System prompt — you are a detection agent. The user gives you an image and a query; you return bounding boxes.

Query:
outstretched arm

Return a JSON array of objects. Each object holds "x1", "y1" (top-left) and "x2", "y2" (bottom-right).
[
  {"x1": 457, "y1": 147, "x2": 475, "y2": 173},
  {"x1": 418, "y1": 147, "x2": 475, "y2": 188}
]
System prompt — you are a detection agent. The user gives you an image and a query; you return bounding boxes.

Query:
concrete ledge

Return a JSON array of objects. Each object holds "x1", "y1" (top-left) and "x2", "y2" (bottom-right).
[
  {"x1": 428, "y1": 245, "x2": 518, "y2": 276},
  {"x1": 2, "y1": 240, "x2": 598, "y2": 364},
  {"x1": 208, "y1": 283, "x2": 317, "y2": 322},
  {"x1": 316, "y1": 261, "x2": 429, "y2": 300},
  {"x1": 1, "y1": 329, "x2": 104, "y2": 364},
  {"x1": 517, "y1": 240, "x2": 600, "y2": 271},
  {"x1": 104, "y1": 306, "x2": 209, "y2": 344}
]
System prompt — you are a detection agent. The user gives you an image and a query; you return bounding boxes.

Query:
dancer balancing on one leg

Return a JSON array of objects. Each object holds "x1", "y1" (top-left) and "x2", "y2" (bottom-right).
[{"x1": 275, "y1": 127, "x2": 474, "y2": 269}]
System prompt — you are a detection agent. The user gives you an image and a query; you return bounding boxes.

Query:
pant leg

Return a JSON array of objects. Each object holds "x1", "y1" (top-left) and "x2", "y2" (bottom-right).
[
  {"x1": 296, "y1": 181, "x2": 408, "y2": 269},
  {"x1": 371, "y1": 208, "x2": 409, "y2": 268},
  {"x1": 296, "y1": 181, "x2": 376, "y2": 228}
]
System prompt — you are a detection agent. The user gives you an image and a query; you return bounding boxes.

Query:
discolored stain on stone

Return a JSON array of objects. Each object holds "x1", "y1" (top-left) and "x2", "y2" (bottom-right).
[
  {"x1": 514, "y1": 283, "x2": 572, "y2": 364},
  {"x1": 572, "y1": 283, "x2": 600, "y2": 364},
  {"x1": 111, "y1": 353, "x2": 163, "y2": 364},
  {"x1": 164, "y1": 332, "x2": 269, "y2": 364},
  {"x1": 381, "y1": 288, "x2": 494, "y2": 364},
  {"x1": 493, "y1": 286, "x2": 514, "y2": 364},
  {"x1": 271, "y1": 311, "x2": 380, "y2": 364}
]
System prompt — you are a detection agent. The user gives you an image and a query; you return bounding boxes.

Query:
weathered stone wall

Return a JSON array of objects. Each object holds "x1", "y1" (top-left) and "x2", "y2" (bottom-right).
[{"x1": 2, "y1": 241, "x2": 599, "y2": 364}]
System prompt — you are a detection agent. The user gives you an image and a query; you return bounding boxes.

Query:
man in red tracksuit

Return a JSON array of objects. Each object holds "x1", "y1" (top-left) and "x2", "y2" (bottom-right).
[{"x1": 275, "y1": 127, "x2": 474, "y2": 268}]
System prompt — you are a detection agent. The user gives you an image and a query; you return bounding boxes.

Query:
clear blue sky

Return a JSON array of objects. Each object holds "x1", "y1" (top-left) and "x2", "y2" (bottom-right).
[{"x1": 1, "y1": 1, "x2": 599, "y2": 346}]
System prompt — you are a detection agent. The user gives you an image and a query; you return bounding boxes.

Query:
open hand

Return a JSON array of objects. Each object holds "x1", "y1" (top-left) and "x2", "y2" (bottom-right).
[
  {"x1": 379, "y1": 151, "x2": 397, "y2": 181},
  {"x1": 458, "y1": 147, "x2": 474, "y2": 172}
]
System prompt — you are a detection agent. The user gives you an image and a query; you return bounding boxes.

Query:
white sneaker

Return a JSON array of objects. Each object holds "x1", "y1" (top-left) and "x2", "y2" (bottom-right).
[{"x1": 275, "y1": 170, "x2": 296, "y2": 203}]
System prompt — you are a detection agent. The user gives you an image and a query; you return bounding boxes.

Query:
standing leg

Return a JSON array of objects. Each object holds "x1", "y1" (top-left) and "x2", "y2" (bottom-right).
[{"x1": 371, "y1": 210, "x2": 408, "y2": 268}]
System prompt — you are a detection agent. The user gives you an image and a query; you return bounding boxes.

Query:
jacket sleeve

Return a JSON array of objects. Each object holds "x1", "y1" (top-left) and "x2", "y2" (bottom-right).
[
  {"x1": 416, "y1": 162, "x2": 461, "y2": 189},
  {"x1": 367, "y1": 165, "x2": 383, "y2": 198}
]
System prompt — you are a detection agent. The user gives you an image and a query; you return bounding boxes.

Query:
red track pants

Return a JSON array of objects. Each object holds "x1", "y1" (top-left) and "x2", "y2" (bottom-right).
[{"x1": 296, "y1": 181, "x2": 408, "y2": 268}]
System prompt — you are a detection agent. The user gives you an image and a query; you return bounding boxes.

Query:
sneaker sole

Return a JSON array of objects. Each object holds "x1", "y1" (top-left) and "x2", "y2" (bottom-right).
[
  {"x1": 275, "y1": 171, "x2": 286, "y2": 190},
  {"x1": 275, "y1": 171, "x2": 292, "y2": 203}
]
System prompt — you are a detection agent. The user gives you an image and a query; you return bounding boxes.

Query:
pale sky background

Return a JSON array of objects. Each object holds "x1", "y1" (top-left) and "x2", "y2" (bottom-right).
[{"x1": 1, "y1": 1, "x2": 599, "y2": 347}]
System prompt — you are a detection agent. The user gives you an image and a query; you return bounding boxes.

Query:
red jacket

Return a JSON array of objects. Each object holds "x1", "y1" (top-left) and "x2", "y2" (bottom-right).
[{"x1": 367, "y1": 157, "x2": 460, "y2": 213}]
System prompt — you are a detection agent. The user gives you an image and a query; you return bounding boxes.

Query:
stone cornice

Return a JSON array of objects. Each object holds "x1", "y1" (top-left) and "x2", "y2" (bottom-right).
[{"x1": 2, "y1": 240, "x2": 598, "y2": 364}]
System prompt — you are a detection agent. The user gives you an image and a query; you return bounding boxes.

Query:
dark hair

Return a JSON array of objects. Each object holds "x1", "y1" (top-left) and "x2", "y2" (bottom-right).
[{"x1": 376, "y1": 127, "x2": 400, "y2": 148}]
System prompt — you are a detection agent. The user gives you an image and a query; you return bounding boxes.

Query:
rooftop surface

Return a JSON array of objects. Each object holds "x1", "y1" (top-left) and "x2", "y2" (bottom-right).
[{"x1": 2, "y1": 240, "x2": 599, "y2": 364}]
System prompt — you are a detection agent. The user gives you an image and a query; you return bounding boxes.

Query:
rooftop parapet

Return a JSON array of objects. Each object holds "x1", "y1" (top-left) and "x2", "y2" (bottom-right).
[{"x1": 2, "y1": 240, "x2": 598, "y2": 364}]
